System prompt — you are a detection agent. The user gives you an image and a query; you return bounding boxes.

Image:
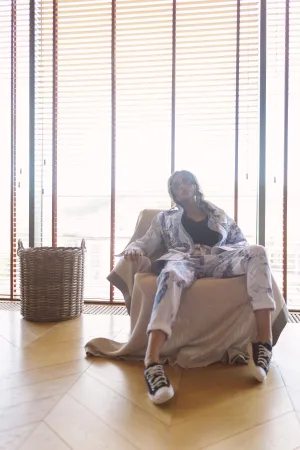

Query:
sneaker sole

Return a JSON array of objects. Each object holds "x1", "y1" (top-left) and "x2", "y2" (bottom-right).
[
  {"x1": 148, "y1": 386, "x2": 175, "y2": 405},
  {"x1": 247, "y1": 343, "x2": 267, "y2": 383}
]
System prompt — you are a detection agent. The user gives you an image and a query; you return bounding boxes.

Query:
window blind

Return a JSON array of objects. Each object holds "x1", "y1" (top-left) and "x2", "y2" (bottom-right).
[
  {"x1": 236, "y1": 0, "x2": 259, "y2": 243},
  {"x1": 176, "y1": 0, "x2": 238, "y2": 217},
  {"x1": 0, "y1": 0, "x2": 29, "y2": 299},
  {"x1": 35, "y1": 0, "x2": 173, "y2": 300},
  {"x1": 265, "y1": 0, "x2": 285, "y2": 295},
  {"x1": 56, "y1": 0, "x2": 112, "y2": 300},
  {"x1": 265, "y1": 0, "x2": 300, "y2": 307},
  {"x1": 0, "y1": 1, "x2": 12, "y2": 296},
  {"x1": 114, "y1": 0, "x2": 173, "y2": 256},
  {"x1": 3, "y1": 0, "x2": 300, "y2": 305},
  {"x1": 175, "y1": 0, "x2": 259, "y2": 246},
  {"x1": 114, "y1": 0, "x2": 174, "y2": 299},
  {"x1": 27, "y1": 0, "x2": 261, "y2": 301},
  {"x1": 35, "y1": 0, "x2": 53, "y2": 248},
  {"x1": 287, "y1": 0, "x2": 300, "y2": 307},
  {"x1": 16, "y1": 0, "x2": 30, "y2": 298}
]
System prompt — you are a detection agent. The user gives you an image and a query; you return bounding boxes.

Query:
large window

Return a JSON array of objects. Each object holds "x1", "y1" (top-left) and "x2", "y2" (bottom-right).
[{"x1": 1, "y1": 0, "x2": 300, "y2": 307}]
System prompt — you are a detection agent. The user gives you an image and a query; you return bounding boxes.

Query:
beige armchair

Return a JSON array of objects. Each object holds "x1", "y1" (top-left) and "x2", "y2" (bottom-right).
[{"x1": 85, "y1": 209, "x2": 288, "y2": 368}]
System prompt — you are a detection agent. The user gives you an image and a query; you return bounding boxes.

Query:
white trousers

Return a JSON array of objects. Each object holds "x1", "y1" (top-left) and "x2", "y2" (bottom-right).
[{"x1": 123, "y1": 245, "x2": 275, "y2": 340}]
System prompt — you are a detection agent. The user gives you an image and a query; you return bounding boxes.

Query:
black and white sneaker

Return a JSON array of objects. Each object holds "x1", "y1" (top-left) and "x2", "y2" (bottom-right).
[
  {"x1": 144, "y1": 363, "x2": 174, "y2": 405},
  {"x1": 247, "y1": 342, "x2": 272, "y2": 382}
]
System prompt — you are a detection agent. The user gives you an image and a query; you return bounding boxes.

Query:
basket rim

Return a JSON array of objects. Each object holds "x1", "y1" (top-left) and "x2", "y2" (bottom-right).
[
  {"x1": 17, "y1": 239, "x2": 86, "y2": 255},
  {"x1": 19, "y1": 246, "x2": 84, "y2": 251}
]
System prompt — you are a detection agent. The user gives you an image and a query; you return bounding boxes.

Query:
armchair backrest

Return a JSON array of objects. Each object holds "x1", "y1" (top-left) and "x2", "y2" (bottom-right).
[
  {"x1": 127, "y1": 209, "x2": 161, "y2": 246},
  {"x1": 126, "y1": 209, "x2": 164, "y2": 261}
]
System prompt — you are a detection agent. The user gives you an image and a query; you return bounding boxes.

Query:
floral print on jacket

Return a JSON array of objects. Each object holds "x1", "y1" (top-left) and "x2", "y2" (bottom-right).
[{"x1": 124, "y1": 202, "x2": 248, "y2": 263}]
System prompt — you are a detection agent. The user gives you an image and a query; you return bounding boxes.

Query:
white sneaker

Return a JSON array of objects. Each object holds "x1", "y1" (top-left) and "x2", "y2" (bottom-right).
[{"x1": 144, "y1": 363, "x2": 174, "y2": 405}]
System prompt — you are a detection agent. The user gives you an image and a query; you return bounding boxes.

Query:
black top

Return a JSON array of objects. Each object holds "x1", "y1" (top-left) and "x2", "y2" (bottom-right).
[{"x1": 181, "y1": 215, "x2": 220, "y2": 246}]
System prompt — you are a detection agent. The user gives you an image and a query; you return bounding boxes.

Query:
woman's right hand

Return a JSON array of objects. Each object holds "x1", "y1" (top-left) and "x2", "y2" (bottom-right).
[{"x1": 124, "y1": 249, "x2": 144, "y2": 262}]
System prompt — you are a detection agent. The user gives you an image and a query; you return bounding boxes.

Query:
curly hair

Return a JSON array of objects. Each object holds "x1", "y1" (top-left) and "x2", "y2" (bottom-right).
[{"x1": 168, "y1": 170, "x2": 215, "y2": 214}]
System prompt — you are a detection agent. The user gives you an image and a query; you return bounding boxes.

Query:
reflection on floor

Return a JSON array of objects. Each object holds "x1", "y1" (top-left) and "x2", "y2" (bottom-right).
[{"x1": 0, "y1": 309, "x2": 300, "y2": 450}]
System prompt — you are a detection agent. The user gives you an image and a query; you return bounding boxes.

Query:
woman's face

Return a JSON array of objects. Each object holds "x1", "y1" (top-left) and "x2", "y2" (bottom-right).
[{"x1": 170, "y1": 172, "x2": 196, "y2": 204}]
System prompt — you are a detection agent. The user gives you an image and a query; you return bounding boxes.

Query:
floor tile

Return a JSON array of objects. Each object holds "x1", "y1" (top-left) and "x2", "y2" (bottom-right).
[
  {"x1": 22, "y1": 343, "x2": 89, "y2": 363},
  {"x1": 0, "y1": 423, "x2": 37, "y2": 450},
  {"x1": 169, "y1": 367, "x2": 293, "y2": 448},
  {"x1": 45, "y1": 394, "x2": 136, "y2": 450},
  {"x1": 0, "y1": 322, "x2": 38, "y2": 348},
  {"x1": 0, "y1": 348, "x2": 94, "y2": 380},
  {"x1": 0, "y1": 336, "x2": 20, "y2": 363},
  {"x1": 204, "y1": 411, "x2": 300, "y2": 450},
  {"x1": 19, "y1": 422, "x2": 70, "y2": 450},
  {"x1": 169, "y1": 393, "x2": 296, "y2": 450},
  {"x1": 0, "y1": 359, "x2": 92, "y2": 391},
  {"x1": 172, "y1": 363, "x2": 286, "y2": 426},
  {"x1": 69, "y1": 372, "x2": 169, "y2": 450},
  {"x1": 0, "y1": 311, "x2": 56, "y2": 339},
  {"x1": 87, "y1": 359, "x2": 182, "y2": 425},
  {"x1": 0, "y1": 374, "x2": 79, "y2": 410},
  {"x1": 0, "y1": 395, "x2": 62, "y2": 433}
]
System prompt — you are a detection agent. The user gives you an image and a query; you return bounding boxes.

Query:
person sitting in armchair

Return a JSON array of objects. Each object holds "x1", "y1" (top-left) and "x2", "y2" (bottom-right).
[{"x1": 121, "y1": 170, "x2": 275, "y2": 405}]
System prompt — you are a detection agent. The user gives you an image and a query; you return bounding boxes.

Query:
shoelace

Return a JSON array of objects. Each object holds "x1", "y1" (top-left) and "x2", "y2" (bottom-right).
[
  {"x1": 146, "y1": 365, "x2": 168, "y2": 391},
  {"x1": 257, "y1": 344, "x2": 271, "y2": 370}
]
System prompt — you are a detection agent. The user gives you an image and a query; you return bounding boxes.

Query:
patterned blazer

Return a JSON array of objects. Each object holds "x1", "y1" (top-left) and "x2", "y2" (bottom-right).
[{"x1": 124, "y1": 202, "x2": 248, "y2": 262}]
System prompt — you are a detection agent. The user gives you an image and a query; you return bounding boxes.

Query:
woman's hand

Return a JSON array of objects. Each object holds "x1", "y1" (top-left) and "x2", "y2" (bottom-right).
[{"x1": 124, "y1": 249, "x2": 144, "y2": 262}]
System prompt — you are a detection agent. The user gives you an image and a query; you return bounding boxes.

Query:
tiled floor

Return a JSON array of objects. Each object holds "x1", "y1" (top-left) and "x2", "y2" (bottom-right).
[{"x1": 1, "y1": 309, "x2": 300, "y2": 450}]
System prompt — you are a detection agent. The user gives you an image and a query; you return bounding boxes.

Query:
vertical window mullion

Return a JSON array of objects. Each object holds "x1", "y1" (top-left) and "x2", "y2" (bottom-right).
[
  {"x1": 171, "y1": 0, "x2": 176, "y2": 175},
  {"x1": 10, "y1": 0, "x2": 17, "y2": 299},
  {"x1": 52, "y1": 0, "x2": 58, "y2": 247},
  {"x1": 110, "y1": 0, "x2": 116, "y2": 302},
  {"x1": 257, "y1": 0, "x2": 267, "y2": 246},
  {"x1": 234, "y1": 0, "x2": 240, "y2": 224},
  {"x1": 283, "y1": 0, "x2": 290, "y2": 302},
  {"x1": 29, "y1": 0, "x2": 35, "y2": 248}
]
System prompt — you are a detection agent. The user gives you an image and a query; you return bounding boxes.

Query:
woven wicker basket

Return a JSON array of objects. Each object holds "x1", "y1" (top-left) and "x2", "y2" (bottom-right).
[{"x1": 18, "y1": 239, "x2": 86, "y2": 322}]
